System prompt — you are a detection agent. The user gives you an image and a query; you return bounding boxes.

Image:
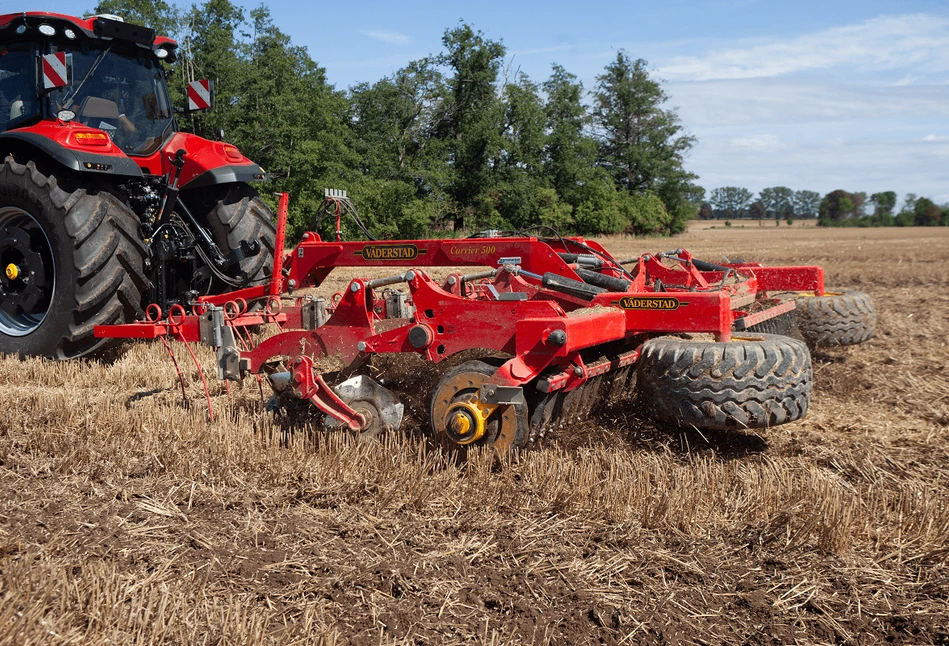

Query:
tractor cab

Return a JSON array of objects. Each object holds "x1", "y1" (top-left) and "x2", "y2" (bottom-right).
[{"x1": 1, "y1": 13, "x2": 177, "y2": 155}]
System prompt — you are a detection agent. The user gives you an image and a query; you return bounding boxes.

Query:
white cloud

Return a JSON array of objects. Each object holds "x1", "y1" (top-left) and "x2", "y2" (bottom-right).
[
  {"x1": 729, "y1": 134, "x2": 783, "y2": 150},
  {"x1": 923, "y1": 134, "x2": 949, "y2": 142},
  {"x1": 362, "y1": 30, "x2": 410, "y2": 46},
  {"x1": 657, "y1": 14, "x2": 949, "y2": 81},
  {"x1": 667, "y1": 78, "x2": 949, "y2": 129}
]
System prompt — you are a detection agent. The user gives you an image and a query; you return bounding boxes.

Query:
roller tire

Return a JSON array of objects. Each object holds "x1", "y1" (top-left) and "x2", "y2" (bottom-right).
[
  {"x1": 185, "y1": 183, "x2": 276, "y2": 291},
  {"x1": 637, "y1": 333, "x2": 812, "y2": 431},
  {"x1": 795, "y1": 290, "x2": 875, "y2": 347},
  {"x1": 0, "y1": 156, "x2": 146, "y2": 360}
]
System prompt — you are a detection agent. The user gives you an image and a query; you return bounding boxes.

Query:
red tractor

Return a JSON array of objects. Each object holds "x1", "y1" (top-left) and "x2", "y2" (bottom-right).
[{"x1": 0, "y1": 12, "x2": 275, "y2": 359}]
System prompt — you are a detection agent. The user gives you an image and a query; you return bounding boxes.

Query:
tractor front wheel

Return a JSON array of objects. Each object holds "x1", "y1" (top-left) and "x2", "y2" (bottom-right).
[
  {"x1": 0, "y1": 156, "x2": 146, "y2": 359},
  {"x1": 636, "y1": 333, "x2": 812, "y2": 431}
]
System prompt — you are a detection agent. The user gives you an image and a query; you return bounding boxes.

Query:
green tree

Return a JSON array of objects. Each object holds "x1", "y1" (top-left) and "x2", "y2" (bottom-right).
[
  {"x1": 541, "y1": 65, "x2": 622, "y2": 233},
  {"x1": 543, "y1": 65, "x2": 597, "y2": 206},
  {"x1": 819, "y1": 190, "x2": 855, "y2": 222},
  {"x1": 794, "y1": 190, "x2": 821, "y2": 218},
  {"x1": 93, "y1": 0, "x2": 178, "y2": 37},
  {"x1": 709, "y1": 186, "x2": 753, "y2": 219},
  {"x1": 438, "y1": 23, "x2": 506, "y2": 227},
  {"x1": 349, "y1": 59, "x2": 450, "y2": 189},
  {"x1": 851, "y1": 191, "x2": 867, "y2": 219},
  {"x1": 177, "y1": 0, "x2": 245, "y2": 137},
  {"x1": 914, "y1": 197, "x2": 942, "y2": 226},
  {"x1": 869, "y1": 191, "x2": 896, "y2": 225},
  {"x1": 749, "y1": 201, "x2": 765, "y2": 220},
  {"x1": 591, "y1": 51, "x2": 697, "y2": 233},
  {"x1": 758, "y1": 186, "x2": 794, "y2": 219},
  {"x1": 870, "y1": 191, "x2": 896, "y2": 216}
]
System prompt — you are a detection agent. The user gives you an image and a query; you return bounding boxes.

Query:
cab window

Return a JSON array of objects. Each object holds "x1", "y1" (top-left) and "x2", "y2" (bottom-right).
[{"x1": 0, "y1": 43, "x2": 39, "y2": 131}]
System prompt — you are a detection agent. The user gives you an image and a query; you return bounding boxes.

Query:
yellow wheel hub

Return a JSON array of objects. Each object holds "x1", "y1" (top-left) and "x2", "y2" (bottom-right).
[
  {"x1": 444, "y1": 398, "x2": 497, "y2": 445},
  {"x1": 5, "y1": 263, "x2": 19, "y2": 281}
]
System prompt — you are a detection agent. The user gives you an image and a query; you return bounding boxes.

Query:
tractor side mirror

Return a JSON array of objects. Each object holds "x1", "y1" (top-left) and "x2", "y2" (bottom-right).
[
  {"x1": 186, "y1": 79, "x2": 213, "y2": 112},
  {"x1": 38, "y1": 52, "x2": 73, "y2": 92}
]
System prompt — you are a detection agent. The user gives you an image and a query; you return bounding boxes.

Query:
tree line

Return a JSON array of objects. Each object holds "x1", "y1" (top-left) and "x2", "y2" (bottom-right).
[
  {"x1": 93, "y1": 0, "x2": 702, "y2": 240},
  {"x1": 699, "y1": 186, "x2": 949, "y2": 227}
]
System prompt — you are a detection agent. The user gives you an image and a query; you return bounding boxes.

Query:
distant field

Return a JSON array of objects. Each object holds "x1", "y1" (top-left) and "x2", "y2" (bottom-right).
[
  {"x1": 1, "y1": 226, "x2": 947, "y2": 644},
  {"x1": 687, "y1": 218, "x2": 819, "y2": 230}
]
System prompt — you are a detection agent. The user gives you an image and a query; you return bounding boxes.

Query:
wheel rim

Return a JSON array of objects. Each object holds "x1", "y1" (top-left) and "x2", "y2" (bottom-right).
[{"x1": 0, "y1": 207, "x2": 56, "y2": 337}]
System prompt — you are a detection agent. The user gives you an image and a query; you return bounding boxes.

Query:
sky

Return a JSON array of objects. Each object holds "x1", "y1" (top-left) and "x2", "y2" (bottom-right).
[{"x1": 22, "y1": 0, "x2": 949, "y2": 205}]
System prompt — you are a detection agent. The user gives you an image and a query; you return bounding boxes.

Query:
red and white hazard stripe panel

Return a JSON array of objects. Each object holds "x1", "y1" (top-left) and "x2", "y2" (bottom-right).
[
  {"x1": 42, "y1": 53, "x2": 69, "y2": 90},
  {"x1": 187, "y1": 79, "x2": 213, "y2": 111}
]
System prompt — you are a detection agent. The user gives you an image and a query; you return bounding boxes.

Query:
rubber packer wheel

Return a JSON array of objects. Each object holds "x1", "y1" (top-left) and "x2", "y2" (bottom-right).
[
  {"x1": 795, "y1": 289, "x2": 875, "y2": 347},
  {"x1": 637, "y1": 333, "x2": 812, "y2": 431},
  {"x1": 0, "y1": 156, "x2": 146, "y2": 359}
]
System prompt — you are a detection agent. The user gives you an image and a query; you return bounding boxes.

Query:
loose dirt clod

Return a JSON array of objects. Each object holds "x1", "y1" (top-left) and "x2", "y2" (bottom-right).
[{"x1": 1, "y1": 226, "x2": 947, "y2": 645}]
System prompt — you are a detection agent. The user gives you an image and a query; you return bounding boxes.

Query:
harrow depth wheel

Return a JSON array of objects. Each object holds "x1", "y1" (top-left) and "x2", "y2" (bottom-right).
[{"x1": 430, "y1": 360, "x2": 530, "y2": 453}]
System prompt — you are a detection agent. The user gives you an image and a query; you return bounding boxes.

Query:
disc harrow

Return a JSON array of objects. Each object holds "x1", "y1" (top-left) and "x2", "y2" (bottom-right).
[{"x1": 95, "y1": 192, "x2": 875, "y2": 452}]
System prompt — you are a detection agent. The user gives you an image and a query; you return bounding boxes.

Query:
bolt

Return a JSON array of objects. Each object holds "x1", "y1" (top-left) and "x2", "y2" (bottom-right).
[
  {"x1": 351, "y1": 283, "x2": 360, "y2": 293},
  {"x1": 487, "y1": 388, "x2": 496, "y2": 397},
  {"x1": 447, "y1": 276, "x2": 457, "y2": 286},
  {"x1": 574, "y1": 366, "x2": 583, "y2": 376},
  {"x1": 547, "y1": 329, "x2": 567, "y2": 346},
  {"x1": 404, "y1": 270, "x2": 415, "y2": 281},
  {"x1": 288, "y1": 279, "x2": 296, "y2": 288},
  {"x1": 301, "y1": 232, "x2": 310, "y2": 240},
  {"x1": 357, "y1": 341, "x2": 367, "y2": 352}
]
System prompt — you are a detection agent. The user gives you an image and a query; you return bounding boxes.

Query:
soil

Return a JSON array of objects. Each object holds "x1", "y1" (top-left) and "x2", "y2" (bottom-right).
[{"x1": 0, "y1": 225, "x2": 947, "y2": 644}]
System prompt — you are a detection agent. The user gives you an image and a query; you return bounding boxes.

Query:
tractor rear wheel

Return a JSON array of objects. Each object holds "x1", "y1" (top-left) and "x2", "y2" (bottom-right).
[
  {"x1": 0, "y1": 156, "x2": 146, "y2": 359},
  {"x1": 184, "y1": 183, "x2": 276, "y2": 292},
  {"x1": 637, "y1": 333, "x2": 812, "y2": 431},
  {"x1": 795, "y1": 289, "x2": 875, "y2": 347}
]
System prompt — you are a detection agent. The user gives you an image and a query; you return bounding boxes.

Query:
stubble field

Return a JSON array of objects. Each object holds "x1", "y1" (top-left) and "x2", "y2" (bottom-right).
[{"x1": 1, "y1": 225, "x2": 947, "y2": 645}]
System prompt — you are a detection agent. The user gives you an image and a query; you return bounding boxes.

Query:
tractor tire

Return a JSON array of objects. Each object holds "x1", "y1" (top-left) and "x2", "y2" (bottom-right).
[
  {"x1": 795, "y1": 290, "x2": 875, "y2": 347},
  {"x1": 0, "y1": 156, "x2": 147, "y2": 359},
  {"x1": 184, "y1": 183, "x2": 276, "y2": 292},
  {"x1": 636, "y1": 333, "x2": 812, "y2": 431}
]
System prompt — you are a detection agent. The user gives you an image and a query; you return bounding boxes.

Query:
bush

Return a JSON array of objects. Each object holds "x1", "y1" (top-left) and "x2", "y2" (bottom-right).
[
  {"x1": 536, "y1": 188, "x2": 574, "y2": 231},
  {"x1": 620, "y1": 191, "x2": 671, "y2": 236},
  {"x1": 573, "y1": 179, "x2": 626, "y2": 235},
  {"x1": 786, "y1": 217, "x2": 794, "y2": 227},
  {"x1": 895, "y1": 211, "x2": 914, "y2": 227}
]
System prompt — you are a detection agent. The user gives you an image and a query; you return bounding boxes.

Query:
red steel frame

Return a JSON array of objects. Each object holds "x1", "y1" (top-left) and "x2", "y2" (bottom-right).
[{"x1": 95, "y1": 194, "x2": 825, "y2": 428}]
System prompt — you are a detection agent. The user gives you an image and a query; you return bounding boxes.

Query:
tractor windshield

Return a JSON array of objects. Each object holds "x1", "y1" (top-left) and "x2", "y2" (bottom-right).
[
  {"x1": 0, "y1": 43, "x2": 40, "y2": 132},
  {"x1": 47, "y1": 45, "x2": 173, "y2": 156}
]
